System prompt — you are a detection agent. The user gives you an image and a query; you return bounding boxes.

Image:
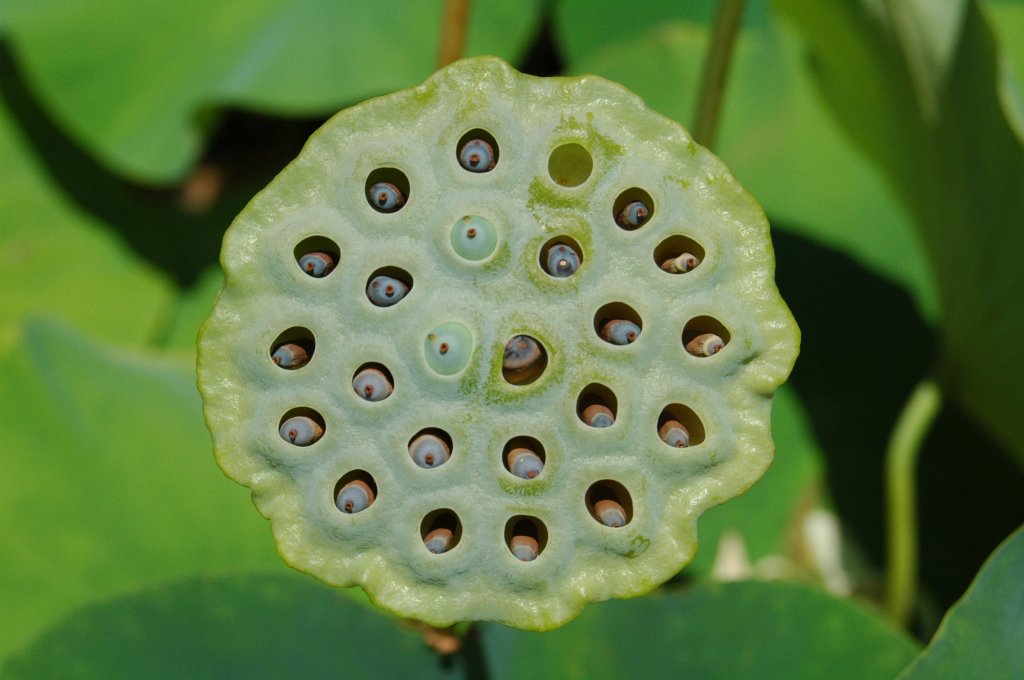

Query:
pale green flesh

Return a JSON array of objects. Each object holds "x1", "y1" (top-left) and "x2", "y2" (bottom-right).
[{"x1": 197, "y1": 57, "x2": 799, "y2": 630}]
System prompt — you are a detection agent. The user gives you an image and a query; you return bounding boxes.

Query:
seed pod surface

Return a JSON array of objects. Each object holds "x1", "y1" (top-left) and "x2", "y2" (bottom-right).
[{"x1": 197, "y1": 57, "x2": 799, "y2": 631}]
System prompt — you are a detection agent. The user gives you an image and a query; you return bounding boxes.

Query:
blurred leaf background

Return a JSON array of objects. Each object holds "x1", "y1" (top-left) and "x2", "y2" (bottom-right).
[{"x1": 1, "y1": 0, "x2": 1022, "y2": 677}]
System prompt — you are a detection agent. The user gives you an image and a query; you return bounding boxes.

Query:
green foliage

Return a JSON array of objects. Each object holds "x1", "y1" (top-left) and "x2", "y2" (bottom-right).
[{"x1": 1, "y1": 0, "x2": 1022, "y2": 675}]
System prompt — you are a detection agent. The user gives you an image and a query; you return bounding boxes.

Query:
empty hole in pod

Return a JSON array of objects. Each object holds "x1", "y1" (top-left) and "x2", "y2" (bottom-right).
[
  {"x1": 682, "y1": 316, "x2": 731, "y2": 357},
  {"x1": 352, "y1": 362, "x2": 394, "y2": 401},
  {"x1": 269, "y1": 327, "x2": 315, "y2": 369},
  {"x1": 365, "y1": 168, "x2": 409, "y2": 213},
  {"x1": 654, "y1": 235, "x2": 705, "y2": 274},
  {"x1": 593, "y1": 303, "x2": 643, "y2": 346},
  {"x1": 504, "y1": 516, "x2": 548, "y2": 562},
  {"x1": 366, "y1": 266, "x2": 413, "y2": 307},
  {"x1": 424, "y1": 322, "x2": 474, "y2": 376},
  {"x1": 456, "y1": 129, "x2": 499, "y2": 173},
  {"x1": 293, "y1": 236, "x2": 339, "y2": 278},
  {"x1": 420, "y1": 509, "x2": 462, "y2": 554},
  {"x1": 408, "y1": 428, "x2": 453, "y2": 469},
  {"x1": 540, "y1": 236, "x2": 583, "y2": 278},
  {"x1": 577, "y1": 383, "x2": 618, "y2": 428},
  {"x1": 612, "y1": 188, "x2": 655, "y2": 230},
  {"x1": 658, "y1": 404, "x2": 706, "y2": 447},
  {"x1": 278, "y1": 407, "x2": 325, "y2": 446},
  {"x1": 586, "y1": 480, "x2": 633, "y2": 528},
  {"x1": 450, "y1": 215, "x2": 498, "y2": 261},
  {"x1": 501, "y1": 334, "x2": 548, "y2": 386},
  {"x1": 502, "y1": 436, "x2": 547, "y2": 480},
  {"x1": 548, "y1": 143, "x2": 593, "y2": 187},
  {"x1": 334, "y1": 470, "x2": 377, "y2": 514}
]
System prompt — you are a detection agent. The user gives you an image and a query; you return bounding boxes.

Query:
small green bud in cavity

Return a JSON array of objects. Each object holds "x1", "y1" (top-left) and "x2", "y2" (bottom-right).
[
  {"x1": 450, "y1": 215, "x2": 498, "y2": 261},
  {"x1": 424, "y1": 322, "x2": 473, "y2": 376}
]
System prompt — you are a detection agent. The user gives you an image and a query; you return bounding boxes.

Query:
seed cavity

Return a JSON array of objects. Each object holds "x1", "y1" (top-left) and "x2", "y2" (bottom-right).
[
  {"x1": 365, "y1": 168, "x2": 409, "y2": 213},
  {"x1": 501, "y1": 335, "x2": 548, "y2": 385},
  {"x1": 659, "y1": 404, "x2": 706, "y2": 447},
  {"x1": 683, "y1": 317, "x2": 730, "y2": 357},
  {"x1": 278, "y1": 408, "x2": 325, "y2": 447},
  {"x1": 424, "y1": 322, "x2": 473, "y2": 375},
  {"x1": 421, "y1": 509, "x2": 462, "y2": 554},
  {"x1": 335, "y1": 471, "x2": 377, "y2": 514},
  {"x1": 352, "y1": 364, "x2": 394, "y2": 402},
  {"x1": 655, "y1": 235, "x2": 705, "y2": 275},
  {"x1": 586, "y1": 481, "x2": 633, "y2": 528},
  {"x1": 548, "y1": 143, "x2": 593, "y2": 187},
  {"x1": 293, "y1": 236, "x2": 340, "y2": 278},
  {"x1": 577, "y1": 383, "x2": 618, "y2": 428},
  {"x1": 269, "y1": 327, "x2": 315, "y2": 369},
  {"x1": 542, "y1": 239, "x2": 582, "y2": 278},
  {"x1": 505, "y1": 516, "x2": 547, "y2": 562},
  {"x1": 456, "y1": 129, "x2": 499, "y2": 173},
  {"x1": 450, "y1": 215, "x2": 498, "y2": 261},
  {"x1": 594, "y1": 302, "x2": 643, "y2": 347},
  {"x1": 613, "y1": 188, "x2": 655, "y2": 230},
  {"x1": 501, "y1": 436, "x2": 546, "y2": 480},
  {"x1": 408, "y1": 429, "x2": 453, "y2": 469}
]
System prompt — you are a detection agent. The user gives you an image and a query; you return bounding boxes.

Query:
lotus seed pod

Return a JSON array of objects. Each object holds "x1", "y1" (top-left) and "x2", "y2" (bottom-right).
[
  {"x1": 450, "y1": 215, "x2": 498, "y2": 261},
  {"x1": 336, "y1": 479, "x2": 375, "y2": 514},
  {"x1": 197, "y1": 57, "x2": 799, "y2": 631},
  {"x1": 600, "y1": 319, "x2": 641, "y2": 345},
  {"x1": 278, "y1": 416, "x2": 323, "y2": 446},
  {"x1": 510, "y1": 535, "x2": 540, "y2": 562},
  {"x1": 271, "y1": 343, "x2": 309, "y2": 369},
  {"x1": 686, "y1": 333, "x2": 726, "y2": 357},
  {"x1": 298, "y1": 251, "x2": 335, "y2": 278},
  {"x1": 352, "y1": 367, "x2": 393, "y2": 401},
  {"x1": 424, "y1": 527, "x2": 455, "y2": 554},
  {"x1": 659, "y1": 420, "x2": 691, "y2": 448},
  {"x1": 507, "y1": 448, "x2": 544, "y2": 479},
  {"x1": 582, "y1": 403, "x2": 616, "y2": 428},
  {"x1": 593, "y1": 499, "x2": 628, "y2": 528},
  {"x1": 662, "y1": 253, "x2": 700, "y2": 274},
  {"x1": 409, "y1": 433, "x2": 451, "y2": 469}
]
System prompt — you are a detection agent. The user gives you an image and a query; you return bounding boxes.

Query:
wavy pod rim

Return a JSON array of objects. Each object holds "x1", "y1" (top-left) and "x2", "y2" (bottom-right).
[{"x1": 197, "y1": 56, "x2": 800, "y2": 630}]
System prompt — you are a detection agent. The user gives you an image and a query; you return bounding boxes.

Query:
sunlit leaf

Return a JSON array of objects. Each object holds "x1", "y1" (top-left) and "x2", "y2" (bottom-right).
[
  {"x1": 0, "y1": 572, "x2": 460, "y2": 680},
  {"x1": 482, "y1": 580, "x2": 921, "y2": 680},
  {"x1": 0, "y1": 318, "x2": 284, "y2": 662},
  {"x1": 898, "y1": 524, "x2": 1024, "y2": 679},
  {"x1": 0, "y1": 0, "x2": 542, "y2": 182}
]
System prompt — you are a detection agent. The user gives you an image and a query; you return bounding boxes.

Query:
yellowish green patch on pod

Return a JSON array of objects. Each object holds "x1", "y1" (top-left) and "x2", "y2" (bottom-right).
[{"x1": 197, "y1": 56, "x2": 799, "y2": 631}]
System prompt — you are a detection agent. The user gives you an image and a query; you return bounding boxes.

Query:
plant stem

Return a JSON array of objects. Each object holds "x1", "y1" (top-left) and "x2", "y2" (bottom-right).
[
  {"x1": 438, "y1": 0, "x2": 473, "y2": 68},
  {"x1": 885, "y1": 378, "x2": 942, "y2": 627},
  {"x1": 693, "y1": 0, "x2": 746, "y2": 150}
]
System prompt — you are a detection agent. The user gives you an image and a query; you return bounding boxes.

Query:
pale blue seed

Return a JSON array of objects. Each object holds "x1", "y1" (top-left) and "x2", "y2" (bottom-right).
[
  {"x1": 594, "y1": 499, "x2": 627, "y2": 527},
  {"x1": 661, "y1": 252, "x2": 700, "y2": 273},
  {"x1": 271, "y1": 343, "x2": 309, "y2": 368},
  {"x1": 368, "y1": 182, "x2": 405, "y2": 212},
  {"x1": 510, "y1": 535, "x2": 539, "y2": 562},
  {"x1": 424, "y1": 528, "x2": 454, "y2": 554},
  {"x1": 298, "y1": 252, "x2": 334, "y2": 277},
  {"x1": 507, "y1": 448, "x2": 544, "y2": 479},
  {"x1": 600, "y1": 319, "x2": 641, "y2": 345},
  {"x1": 279, "y1": 415, "x2": 323, "y2": 446},
  {"x1": 459, "y1": 138, "x2": 496, "y2": 172},
  {"x1": 545, "y1": 243, "x2": 580, "y2": 277},
  {"x1": 367, "y1": 275, "x2": 409, "y2": 307},
  {"x1": 409, "y1": 434, "x2": 451, "y2": 469},
  {"x1": 685, "y1": 333, "x2": 725, "y2": 357},
  {"x1": 659, "y1": 420, "x2": 691, "y2": 448},
  {"x1": 424, "y1": 322, "x2": 473, "y2": 375},
  {"x1": 336, "y1": 479, "x2": 374, "y2": 514},
  {"x1": 616, "y1": 200, "x2": 650, "y2": 228},
  {"x1": 502, "y1": 335, "x2": 541, "y2": 371},
  {"x1": 582, "y1": 404, "x2": 615, "y2": 428},
  {"x1": 353, "y1": 367, "x2": 393, "y2": 401},
  {"x1": 450, "y1": 215, "x2": 498, "y2": 261}
]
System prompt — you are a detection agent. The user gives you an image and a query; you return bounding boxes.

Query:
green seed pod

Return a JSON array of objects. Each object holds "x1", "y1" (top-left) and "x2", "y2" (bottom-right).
[{"x1": 197, "y1": 57, "x2": 799, "y2": 631}]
